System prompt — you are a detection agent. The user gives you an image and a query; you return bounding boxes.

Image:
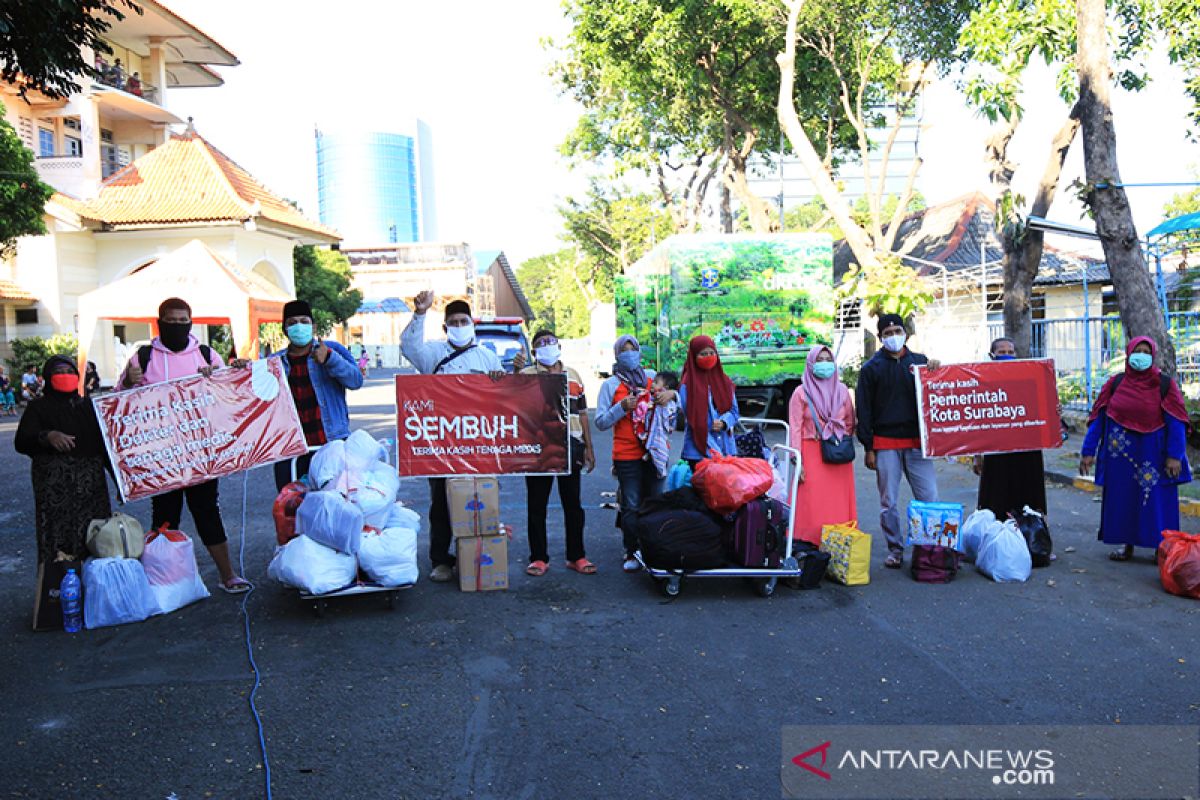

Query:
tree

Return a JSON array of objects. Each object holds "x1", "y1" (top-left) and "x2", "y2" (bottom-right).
[
  {"x1": 777, "y1": 0, "x2": 970, "y2": 323},
  {"x1": 1076, "y1": 0, "x2": 1175, "y2": 371},
  {"x1": 516, "y1": 250, "x2": 592, "y2": 338},
  {"x1": 960, "y1": 0, "x2": 1150, "y2": 357},
  {"x1": 1163, "y1": 182, "x2": 1200, "y2": 219},
  {"x1": 558, "y1": 182, "x2": 673, "y2": 297},
  {"x1": 0, "y1": 103, "x2": 53, "y2": 255},
  {"x1": 292, "y1": 245, "x2": 362, "y2": 336},
  {"x1": 554, "y1": 0, "x2": 852, "y2": 233},
  {"x1": 0, "y1": 1, "x2": 141, "y2": 100}
]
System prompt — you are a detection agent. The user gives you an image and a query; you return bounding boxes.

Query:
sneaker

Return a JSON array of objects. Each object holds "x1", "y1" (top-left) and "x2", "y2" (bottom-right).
[
  {"x1": 622, "y1": 555, "x2": 641, "y2": 573},
  {"x1": 430, "y1": 564, "x2": 454, "y2": 583}
]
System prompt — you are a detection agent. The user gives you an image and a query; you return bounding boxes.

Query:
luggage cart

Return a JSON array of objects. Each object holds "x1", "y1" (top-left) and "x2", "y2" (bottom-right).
[
  {"x1": 635, "y1": 418, "x2": 803, "y2": 598},
  {"x1": 284, "y1": 441, "x2": 417, "y2": 617}
]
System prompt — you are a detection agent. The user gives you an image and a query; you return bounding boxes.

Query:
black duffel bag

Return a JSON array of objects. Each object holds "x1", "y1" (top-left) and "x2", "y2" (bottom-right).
[{"x1": 638, "y1": 509, "x2": 727, "y2": 571}]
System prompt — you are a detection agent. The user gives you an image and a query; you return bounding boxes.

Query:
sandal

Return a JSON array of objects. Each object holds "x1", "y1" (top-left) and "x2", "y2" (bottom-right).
[
  {"x1": 1109, "y1": 547, "x2": 1134, "y2": 562},
  {"x1": 884, "y1": 553, "x2": 903, "y2": 569},
  {"x1": 566, "y1": 558, "x2": 597, "y2": 575},
  {"x1": 220, "y1": 576, "x2": 252, "y2": 594},
  {"x1": 525, "y1": 560, "x2": 549, "y2": 577}
]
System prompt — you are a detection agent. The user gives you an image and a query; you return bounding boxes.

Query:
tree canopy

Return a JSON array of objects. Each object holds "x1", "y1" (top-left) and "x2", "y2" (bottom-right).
[
  {"x1": 0, "y1": 103, "x2": 53, "y2": 255},
  {"x1": 0, "y1": 1, "x2": 141, "y2": 99},
  {"x1": 292, "y1": 245, "x2": 362, "y2": 336}
]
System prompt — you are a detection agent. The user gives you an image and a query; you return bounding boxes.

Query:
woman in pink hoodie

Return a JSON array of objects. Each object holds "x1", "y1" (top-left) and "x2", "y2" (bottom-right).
[{"x1": 119, "y1": 297, "x2": 250, "y2": 593}]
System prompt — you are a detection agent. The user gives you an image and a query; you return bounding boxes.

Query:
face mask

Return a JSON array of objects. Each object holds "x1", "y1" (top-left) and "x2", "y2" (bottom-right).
[
  {"x1": 535, "y1": 344, "x2": 561, "y2": 366},
  {"x1": 881, "y1": 333, "x2": 906, "y2": 353},
  {"x1": 50, "y1": 374, "x2": 79, "y2": 393},
  {"x1": 696, "y1": 354, "x2": 718, "y2": 370},
  {"x1": 616, "y1": 350, "x2": 641, "y2": 371},
  {"x1": 286, "y1": 322, "x2": 314, "y2": 347},
  {"x1": 446, "y1": 323, "x2": 475, "y2": 348},
  {"x1": 158, "y1": 320, "x2": 192, "y2": 352},
  {"x1": 991, "y1": 354, "x2": 1015, "y2": 361},
  {"x1": 812, "y1": 361, "x2": 836, "y2": 380},
  {"x1": 1128, "y1": 352, "x2": 1153, "y2": 372}
]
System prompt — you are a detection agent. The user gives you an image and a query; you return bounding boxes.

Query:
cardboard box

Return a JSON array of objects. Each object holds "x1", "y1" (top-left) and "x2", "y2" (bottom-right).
[
  {"x1": 447, "y1": 477, "x2": 500, "y2": 539},
  {"x1": 457, "y1": 534, "x2": 509, "y2": 592}
]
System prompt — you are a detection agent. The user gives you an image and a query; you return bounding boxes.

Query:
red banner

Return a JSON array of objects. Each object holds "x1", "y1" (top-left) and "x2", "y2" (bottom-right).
[
  {"x1": 395, "y1": 373, "x2": 569, "y2": 477},
  {"x1": 94, "y1": 358, "x2": 308, "y2": 501},
  {"x1": 915, "y1": 359, "x2": 1061, "y2": 457}
]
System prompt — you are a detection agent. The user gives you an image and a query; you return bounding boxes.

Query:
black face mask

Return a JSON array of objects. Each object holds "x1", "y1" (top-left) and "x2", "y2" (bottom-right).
[{"x1": 159, "y1": 320, "x2": 192, "y2": 352}]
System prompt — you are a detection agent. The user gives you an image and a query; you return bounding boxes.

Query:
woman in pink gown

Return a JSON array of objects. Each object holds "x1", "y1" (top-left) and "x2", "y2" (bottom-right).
[{"x1": 788, "y1": 345, "x2": 857, "y2": 545}]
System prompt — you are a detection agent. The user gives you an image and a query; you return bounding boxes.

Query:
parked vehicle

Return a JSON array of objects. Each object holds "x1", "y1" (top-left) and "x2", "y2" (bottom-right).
[{"x1": 474, "y1": 317, "x2": 531, "y2": 373}]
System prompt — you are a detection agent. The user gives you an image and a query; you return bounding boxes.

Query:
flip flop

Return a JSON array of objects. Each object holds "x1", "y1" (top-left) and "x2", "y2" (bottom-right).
[
  {"x1": 566, "y1": 558, "x2": 597, "y2": 575},
  {"x1": 884, "y1": 553, "x2": 903, "y2": 569},
  {"x1": 1108, "y1": 548, "x2": 1133, "y2": 562},
  {"x1": 525, "y1": 560, "x2": 549, "y2": 577},
  {"x1": 220, "y1": 576, "x2": 252, "y2": 594}
]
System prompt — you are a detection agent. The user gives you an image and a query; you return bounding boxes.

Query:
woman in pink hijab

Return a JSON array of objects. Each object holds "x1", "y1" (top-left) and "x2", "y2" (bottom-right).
[{"x1": 788, "y1": 345, "x2": 857, "y2": 545}]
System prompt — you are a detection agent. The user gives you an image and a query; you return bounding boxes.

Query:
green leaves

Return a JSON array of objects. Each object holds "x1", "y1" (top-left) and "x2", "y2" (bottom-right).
[
  {"x1": 838, "y1": 255, "x2": 935, "y2": 320},
  {"x1": 0, "y1": 102, "x2": 53, "y2": 256},
  {"x1": 292, "y1": 245, "x2": 362, "y2": 336}
]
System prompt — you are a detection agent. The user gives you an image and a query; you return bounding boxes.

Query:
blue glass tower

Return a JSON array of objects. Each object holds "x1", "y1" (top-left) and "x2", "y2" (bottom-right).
[{"x1": 316, "y1": 128, "x2": 434, "y2": 244}]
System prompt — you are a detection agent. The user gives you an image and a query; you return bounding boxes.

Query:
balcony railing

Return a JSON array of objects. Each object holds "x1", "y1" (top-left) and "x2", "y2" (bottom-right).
[{"x1": 92, "y1": 63, "x2": 160, "y2": 105}]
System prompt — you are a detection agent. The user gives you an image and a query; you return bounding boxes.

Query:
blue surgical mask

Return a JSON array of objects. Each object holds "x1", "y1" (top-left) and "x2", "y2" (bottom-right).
[
  {"x1": 991, "y1": 354, "x2": 1015, "y2": 361},
  {"x1": 286, "y1": 322, "x2": 314, "y2": 347},
  {"x1": 1128, "y1": 352, "x2": 1153, "y2": 372},
  {"x1": 812, "y1": 361, "x2": 836, "y2": 380},
  {"x1": 616, "y1": 350, "x2": 641, "y2": 371},
  {"x1": 881, "y1": 333, "x2": 907, "y2": 353}
]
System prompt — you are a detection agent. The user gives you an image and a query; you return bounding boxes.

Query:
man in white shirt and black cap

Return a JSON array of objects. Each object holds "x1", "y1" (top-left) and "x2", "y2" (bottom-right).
[{"x1": 401, "y1": 291, "x2": 505, "y2": 582}]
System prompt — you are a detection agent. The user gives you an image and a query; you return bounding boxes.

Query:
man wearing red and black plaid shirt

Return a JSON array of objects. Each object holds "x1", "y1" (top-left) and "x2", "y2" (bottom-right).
[{"x1": 272, "y1": 299, "x2": 364, "y2": 490}]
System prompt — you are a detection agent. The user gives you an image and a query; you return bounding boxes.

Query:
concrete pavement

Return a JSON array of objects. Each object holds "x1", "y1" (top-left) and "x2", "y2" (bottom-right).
[{"x1": 1, "y1": 371, "x2": 1199, "y2": 799}]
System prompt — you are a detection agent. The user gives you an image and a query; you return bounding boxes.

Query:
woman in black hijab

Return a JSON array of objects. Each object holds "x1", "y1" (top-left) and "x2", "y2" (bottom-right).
[{"x1": 15, "y1": 356, "x2": 111, "y2": 564}]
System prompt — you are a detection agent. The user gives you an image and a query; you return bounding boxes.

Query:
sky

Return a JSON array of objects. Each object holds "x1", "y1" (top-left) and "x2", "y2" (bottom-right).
[{"x1": 163, "y1": 0, "x2": 1200, "y2": 267}]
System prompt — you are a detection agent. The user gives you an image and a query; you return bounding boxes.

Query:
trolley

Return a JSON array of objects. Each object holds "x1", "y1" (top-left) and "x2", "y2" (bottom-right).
[
  {"x1": 635, "y1": 418, "x2": 804, "y2": 598},
  {"x1": 284, "y1": 441, "x2": 417, "y2": 617}
]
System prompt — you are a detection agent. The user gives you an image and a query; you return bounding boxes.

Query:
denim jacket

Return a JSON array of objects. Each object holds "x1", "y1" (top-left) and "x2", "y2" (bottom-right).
[{"x1": 269, "y1": 339, "x2": 363, "y2": 441}]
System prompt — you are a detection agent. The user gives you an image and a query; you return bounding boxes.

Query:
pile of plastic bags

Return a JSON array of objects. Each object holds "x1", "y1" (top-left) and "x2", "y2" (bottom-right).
[
  {"x1": 960, "y1": 509, "x2": 1031, "y2": 583},
  {"x1": 269, "y1": 430, "x2": 419, "y2": 594}
]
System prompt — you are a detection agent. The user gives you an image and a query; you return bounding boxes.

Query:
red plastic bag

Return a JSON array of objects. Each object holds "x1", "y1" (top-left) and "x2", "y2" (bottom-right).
[
  {"x1": 1159, "y1": 530, "x2": 1200, "y2": 599},
  {"x1": 691, "y1": 450, "x2": 774, "y2": 516},
  {"x1": 273, "y1": 482, "x2": 309, "y2": 546}
]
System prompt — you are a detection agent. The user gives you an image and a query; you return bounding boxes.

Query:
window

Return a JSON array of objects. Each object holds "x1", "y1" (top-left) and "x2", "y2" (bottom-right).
[
  {"x1": 15, "y1": 308, "x2": 38, "y2": 325},
  {"x1": 65, "y1": 136, "x2": 82, "y2": 157},
  {"x1": 113, "y1": 324, "x2": 126, "y2": 343},
  {"x1": 38, "y1": 128, "x2": 54, "y2": 157},
  {"x1": 64, "y1": 118, "x2": 81, "y2": 131}
]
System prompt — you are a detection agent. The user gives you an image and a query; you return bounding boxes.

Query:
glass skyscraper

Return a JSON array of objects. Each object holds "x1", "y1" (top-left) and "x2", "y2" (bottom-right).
[{"x1": 315, "y1": 123, "x2": 437, "y2": 245}]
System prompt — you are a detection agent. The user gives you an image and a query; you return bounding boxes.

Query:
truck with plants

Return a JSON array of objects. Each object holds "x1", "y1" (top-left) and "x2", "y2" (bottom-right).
[{"x1": 615, "y1": 233, "x2": 835, "y2": 417}]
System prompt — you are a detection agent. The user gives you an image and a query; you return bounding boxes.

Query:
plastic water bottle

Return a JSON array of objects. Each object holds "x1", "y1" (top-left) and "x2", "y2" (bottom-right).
[{"x1": 60, "y1": 569, "x2": 82, "y2": 633}]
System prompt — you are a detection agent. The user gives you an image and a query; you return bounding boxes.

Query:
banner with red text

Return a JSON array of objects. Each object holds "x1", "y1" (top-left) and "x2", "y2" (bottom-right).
[
  {"x1": 395, "y1": 373, "x2": 569, "y2": 477},
  {"x1": 94, "y1": 358, "x2": 308, "y2": 501},
  {"x1": 915, "y1": 359, "x2": 1061, "y2": 457}
]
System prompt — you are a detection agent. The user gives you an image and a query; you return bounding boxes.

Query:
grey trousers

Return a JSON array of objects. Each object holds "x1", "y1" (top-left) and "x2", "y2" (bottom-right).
[{"x1": 875, "y1": 447, "x2": 939, "y2": 553}]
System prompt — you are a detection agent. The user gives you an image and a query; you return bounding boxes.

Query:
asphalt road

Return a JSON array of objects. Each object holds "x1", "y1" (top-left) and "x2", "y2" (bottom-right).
[{"x1": 2, "y1": 370, "x2": 1199, "y2": 799}]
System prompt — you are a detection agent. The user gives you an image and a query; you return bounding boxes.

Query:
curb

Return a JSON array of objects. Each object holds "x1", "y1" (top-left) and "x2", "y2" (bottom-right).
[{"x1": 956, "y1": 457, "x2": 1200, "y2": 518}]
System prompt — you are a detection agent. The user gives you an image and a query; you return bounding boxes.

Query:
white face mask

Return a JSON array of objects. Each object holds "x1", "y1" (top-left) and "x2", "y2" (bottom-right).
[
  {"x1": 446, "y1": 323, "x2": 475, "y2": 348},
  {"x1": 535, "y1": 344, "x2": 561, "y2": 366},
  {"x1": 882, "y1": 333, "x2": 907, "y2": 353}
]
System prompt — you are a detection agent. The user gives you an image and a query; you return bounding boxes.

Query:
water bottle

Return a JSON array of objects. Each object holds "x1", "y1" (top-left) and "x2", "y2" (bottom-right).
[{"x1": 60, "y1": 568, "x2": 82, "y2": 633}]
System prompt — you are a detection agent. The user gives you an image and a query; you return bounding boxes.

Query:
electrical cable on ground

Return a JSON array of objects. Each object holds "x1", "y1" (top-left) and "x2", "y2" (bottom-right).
[{"x1": 238, "y1": 471, "x2": 273, "y2": 799}]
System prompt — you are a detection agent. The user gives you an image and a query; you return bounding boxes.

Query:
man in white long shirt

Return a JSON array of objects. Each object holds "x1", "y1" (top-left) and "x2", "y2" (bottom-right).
[{"x1": 401, "y1": 290, "x2": 504, "y2": 582}]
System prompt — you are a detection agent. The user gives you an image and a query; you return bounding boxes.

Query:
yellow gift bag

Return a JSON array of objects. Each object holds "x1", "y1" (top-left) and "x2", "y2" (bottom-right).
[{"x1": 820, "y1": 522, "x2": 871, "y2": 586}]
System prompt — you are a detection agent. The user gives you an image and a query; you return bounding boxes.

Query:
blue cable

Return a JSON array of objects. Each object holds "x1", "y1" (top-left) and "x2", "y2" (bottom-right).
[{"x1": 238, "y1": 471, "x2": 273, "y2": 799}]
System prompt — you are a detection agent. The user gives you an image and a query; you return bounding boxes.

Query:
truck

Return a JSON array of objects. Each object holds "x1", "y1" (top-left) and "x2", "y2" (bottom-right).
[{"x1": 615, "y1": 233, "x2": 835, "y2": 418}]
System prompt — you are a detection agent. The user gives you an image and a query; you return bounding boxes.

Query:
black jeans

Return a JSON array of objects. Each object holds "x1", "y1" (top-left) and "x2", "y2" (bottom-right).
[
  {"x1": 428, "y1": 477, "x2": 455, "y2": 568},
  {"x1": 525, "y1": 466, "x2": 586, "y2": 564},
  {"x1": 151, "y1": 479, "x2": 226, "y2": 547},
  {"x1": 273, "y1": 452, "x2": 314, "y2": 493},
  {"x1": 613, "y1": 459, "x2": 663, "y2": 557}
]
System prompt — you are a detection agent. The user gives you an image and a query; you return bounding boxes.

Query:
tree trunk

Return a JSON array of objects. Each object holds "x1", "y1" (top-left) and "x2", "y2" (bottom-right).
[
  {"x1": 1076, "y1": 0, "x2": 1175, "y2": 372},
  {"x1": 777, "y1": 0, "x2": 880, "y2": 271},
  {"x1": 720, "y1": 182, "x2": 734, "y2": 232}
]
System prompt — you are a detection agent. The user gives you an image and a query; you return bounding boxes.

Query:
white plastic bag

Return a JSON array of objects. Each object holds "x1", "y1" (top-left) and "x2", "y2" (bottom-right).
[
  {"x1": 309, "y1": 440, "x2": 348, "y2": 491},
  {"x1": 358, "y1": 526, "x2": 419, "y2": 587},
  {"x1": 141, "y1": 530, "x2": 209, "y2": 615},
  {"x1": 267, "y1": 535, "x2": 358, "y2": 594},
  {"x1": 975, "y1": 520, "x2": 1032, "y2": 583},
  {"x1": 349, "y1": 463, "x2": 400, "y2": 527},
  {"x1": 83, "y1": 557, "x2": 156, "y2": 629},
  {"x1": 345, "y1": 429, "x2": 387, "y2": 471},
  {"x1": 296, "y1": 491, "x2": 364, "y2": 554},
  {"x1": 385, "y1": 503, "x2": 422, "y2": 532},
  {"x1": 959, "y1": 509, "x2": 996, "y2": 562}
]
